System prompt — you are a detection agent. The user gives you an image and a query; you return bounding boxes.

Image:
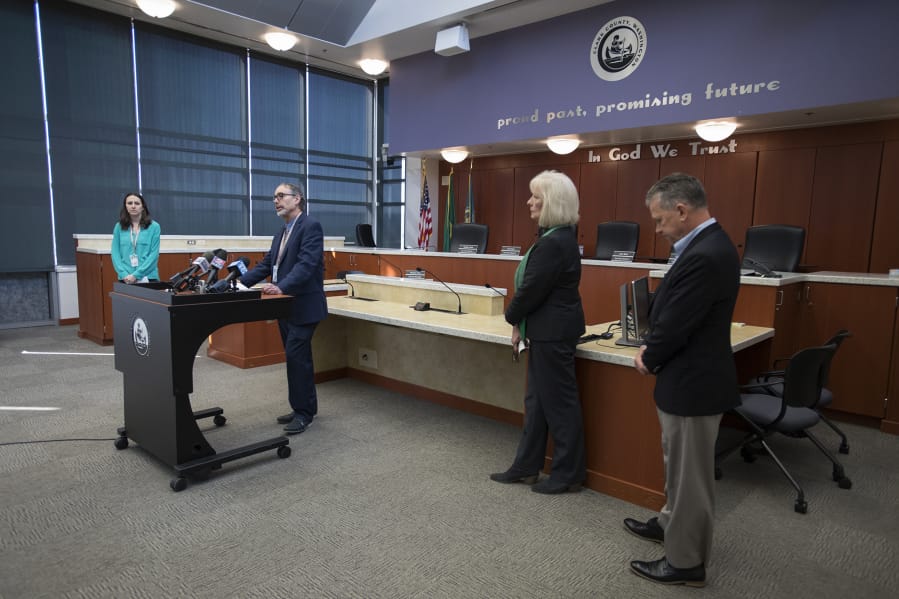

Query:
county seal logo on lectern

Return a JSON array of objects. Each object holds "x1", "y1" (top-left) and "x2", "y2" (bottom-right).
[
  {"x1": 590, "y1": 16, "x2": 646, "y2": 82},
  {"x1": 132, "y1": 317, "x2": 150, "y2": 356}
]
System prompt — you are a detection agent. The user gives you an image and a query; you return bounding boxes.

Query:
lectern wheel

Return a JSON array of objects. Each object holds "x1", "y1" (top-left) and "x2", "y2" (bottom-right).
[
  {"x1": 114, "y1": 437, "x2": 129, "y2": 450},
  {"x1": 170, "y1": 477, "x2": 187, "y2": 492},
  {"x1": 277, "y1": 446, "x2": 291, "y2": 459},
  {"x1": 213, "y1": 414, "x2": 227, "y2": 427}
]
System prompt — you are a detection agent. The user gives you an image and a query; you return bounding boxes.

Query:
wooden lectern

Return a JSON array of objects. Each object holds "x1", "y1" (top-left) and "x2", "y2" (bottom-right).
[{"x1": 110, "y1": 282, "x2": 294, "y2": 491}]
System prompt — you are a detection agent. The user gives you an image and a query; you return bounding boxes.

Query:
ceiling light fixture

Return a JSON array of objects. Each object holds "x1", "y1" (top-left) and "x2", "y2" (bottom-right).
[
  {"x1": 694, "y1": 120, "x2": 737, "y2": 142},
  {"x1": 359, "y1": 59, "x2": 389, "y2": 76},
  {"x1": 136, "y1": 0, "x2": 175, "y2": 19},
  {"x1": 264, "y1": 31, "x2": 298, "y2": 52},
  {"x1": 440, "y1": 149, "x2": 469, "y2": 164},
  {"x1": 546, "y1": 137, "x2": 581, "y2": 155}
]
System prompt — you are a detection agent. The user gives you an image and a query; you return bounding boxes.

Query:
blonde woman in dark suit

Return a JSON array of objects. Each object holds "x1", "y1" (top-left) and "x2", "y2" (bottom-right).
[{"x1": 490, "y1": 170, "x2": 586, "y2": 494}]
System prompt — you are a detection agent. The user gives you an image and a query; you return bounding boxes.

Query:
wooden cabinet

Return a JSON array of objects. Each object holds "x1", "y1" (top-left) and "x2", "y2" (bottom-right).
[
  {"x1": 798, "y1": 282, "x2": 896, "y2": 418},
  {"x1": 327, "y1": 252, "x2": 379, "y2": 278},
  {"x1": 884, "y1": 308, "x2": 899, "y2": 434}
]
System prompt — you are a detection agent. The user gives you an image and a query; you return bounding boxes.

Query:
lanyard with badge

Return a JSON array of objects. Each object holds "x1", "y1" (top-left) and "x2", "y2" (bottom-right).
[
  {"x1": 272, "y1": 222, "x2": 293, "y2": 283},
  {"x1": 129, "y1": 226, "x2": 139, "y2": 267}
]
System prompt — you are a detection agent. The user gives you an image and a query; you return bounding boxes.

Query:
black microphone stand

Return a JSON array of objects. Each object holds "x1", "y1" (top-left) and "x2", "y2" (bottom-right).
[{"x1": 416, "y1": 267, "x2": 463, "y2": 314}]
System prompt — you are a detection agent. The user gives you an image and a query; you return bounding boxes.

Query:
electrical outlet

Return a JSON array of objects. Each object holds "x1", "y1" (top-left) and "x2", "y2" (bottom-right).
[
  {"x1": 358, "y1": 348, "x2": 378, "y2": 369},
  {"x1": 186, "y1": 239, "x2": 196, "y2": 245}
]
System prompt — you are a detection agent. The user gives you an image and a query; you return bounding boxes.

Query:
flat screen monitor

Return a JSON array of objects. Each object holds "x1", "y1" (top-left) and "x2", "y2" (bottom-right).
[{"x1": 616, "y1": 276, "x2": 651, "y2": 347}]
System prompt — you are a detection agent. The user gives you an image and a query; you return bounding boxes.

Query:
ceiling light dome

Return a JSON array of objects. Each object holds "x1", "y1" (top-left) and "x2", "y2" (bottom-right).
[
  {"x1": 440, "y1": 149, "x2": 469, "y2": 163},
  {"x1": 695, "y1": 120, "x2": 737, "y2": 142},
  {"x1": 264, "y1": 31, "x2": 298, "y2": 52},
  {"x1": 546, "y1": 137, "x2": 581, "y2": 155},
  {"x1": 136, "y1": 0, "x2": 175, "y2": 19},
  {"x1": 359, "y1": 59, "x2": 388, "y2": 76}
]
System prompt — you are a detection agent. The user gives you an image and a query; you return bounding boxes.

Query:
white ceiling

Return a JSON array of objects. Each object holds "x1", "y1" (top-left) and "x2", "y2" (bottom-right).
[
  {"x1": 66, "y1": 0, "x2": 612, "y2": 78},
  {"x1": 63, "y1": 0, "x2": 899, "y2": 156}
]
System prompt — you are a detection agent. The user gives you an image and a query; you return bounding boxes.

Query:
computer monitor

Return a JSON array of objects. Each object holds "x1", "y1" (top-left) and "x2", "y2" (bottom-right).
[{"x1": 616, "y1": 276, "x2": 651, "y2": 347}]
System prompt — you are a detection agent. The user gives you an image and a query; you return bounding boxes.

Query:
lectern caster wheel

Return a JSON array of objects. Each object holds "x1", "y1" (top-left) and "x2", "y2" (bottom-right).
[
  {"x1": 170, "y1": 477, "x2": 187, "y2": 492},
  {"x1": 213, "y1": 414, "x2": 227, "y2": 427},
  {"x1": 277, "y1": 446, "x2": 291, "y2": 459},
  {"x1": 114, "y1": 437, "x2": 129, "y2": 450},
  {"x1": 794, "y1": 499, "x2": 807, "y2": 514}
]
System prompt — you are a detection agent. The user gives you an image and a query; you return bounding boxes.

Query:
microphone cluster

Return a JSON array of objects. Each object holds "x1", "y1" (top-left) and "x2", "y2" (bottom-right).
[{"x1": 168, "y1": 249, "x2": 251, "y2": 293}]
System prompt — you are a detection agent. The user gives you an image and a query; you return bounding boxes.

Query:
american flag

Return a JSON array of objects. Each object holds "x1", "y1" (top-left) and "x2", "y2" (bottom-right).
[{"x1": 418, "y1": 167, "x2": 433, "y2": 249}]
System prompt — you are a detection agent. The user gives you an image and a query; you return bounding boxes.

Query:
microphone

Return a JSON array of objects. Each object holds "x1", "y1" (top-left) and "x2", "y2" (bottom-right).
[
  {"x1": 484, "y1": 282, "x2": 507, "y2": 297},
  {"x1": 208, "y1": 257, "x2": 250, "y2": 293},
  {"x1": 376, "y1": 253, "x2": 406, "y2": 278},
  {"x1": 416, "y1": 266, "x2": 462, "y2": 314},
  {"x1": 172, "y1": 252, "x2": 212, "y2": 291},
  {"x1": 743, "y1": 257, "x2": 780, "y2": 278},
  {"x1": 169, "y1": 250, "x2": 213, "y2": 285},
  {"x1": 341, "y1": 277, "x2": 357, "y2": 297},
  {"x1": 204, "y1": 248, "x2": 228, "y2": 285}
]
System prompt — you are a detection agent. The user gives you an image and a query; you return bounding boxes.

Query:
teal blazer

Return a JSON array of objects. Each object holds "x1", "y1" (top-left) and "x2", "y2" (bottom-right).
[{"x1": 111, "y1": 221, "x2": 161, "y2": 281}]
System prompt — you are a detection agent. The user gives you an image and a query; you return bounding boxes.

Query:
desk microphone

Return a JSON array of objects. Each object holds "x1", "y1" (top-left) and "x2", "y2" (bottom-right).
[
  {"x1": 376, "y1": 253, "x2": 406, "y2": 278},
  {"x1": 416, "y1": 266, "x2": 462, "y2": 314},
  {"x1": 743, "y1": 257, "x2": 780, "y2": 278},
  {"x1": 484, "y1": 283, "x2": 507, "y2": 297},
  {"x1": 204, "y1": 249, "x2": 228, "y2": 285},
  {"x1": 342, "y1": 277, "x2": 357, "y2": 297}
]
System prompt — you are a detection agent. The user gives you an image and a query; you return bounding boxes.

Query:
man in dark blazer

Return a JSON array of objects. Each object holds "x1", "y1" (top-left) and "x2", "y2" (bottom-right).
[
  {"x1": 625, "y1": 173, "x2": 740, "y2": 587},
  {"x1": 240, "y1": 182, "x2": 327, "y2": 435}
]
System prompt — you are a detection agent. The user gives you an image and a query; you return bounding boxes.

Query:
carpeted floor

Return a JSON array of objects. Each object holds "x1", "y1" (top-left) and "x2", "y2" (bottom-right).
[{"x1": 1, "y1": 325, "x2": 897, "y2": 598}]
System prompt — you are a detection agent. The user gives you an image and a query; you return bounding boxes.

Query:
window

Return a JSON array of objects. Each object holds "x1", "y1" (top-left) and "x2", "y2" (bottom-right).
[{"x1": 307, "y1": 70, "x2": 372, "y2": 240}]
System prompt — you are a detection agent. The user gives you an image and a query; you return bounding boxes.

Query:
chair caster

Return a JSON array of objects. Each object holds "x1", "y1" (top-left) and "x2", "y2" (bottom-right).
[
  {"x1": 740, "y1": 446, "x2": 756, "y2": 463},
  {"x1": 170, "y1": 477, "x2": 187, "y2": 492},
  {"x1": 837, "y1": 477, "x2": 852, "y2": 490},
  {"x1": 213, "y1": 414, "x2": 227, "y2": 427},
  {"x1": 838, "y1": 443, "x2": 849, "y2": 455},
  {"x1": 794, "y1": 500, "x2": 807, "y2": 514},
  {"x1": 277, "y1": 445, "x2": 291, "y2": 459},
  {"x1": 114, "y1": 436, "x2": 129, "y2": 450},
  {"x1": 714, "y1": 467, "x2": 722, "y2": 480}
]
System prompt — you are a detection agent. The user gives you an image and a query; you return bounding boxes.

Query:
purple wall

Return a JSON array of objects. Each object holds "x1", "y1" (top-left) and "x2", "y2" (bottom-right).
[{"x1": 390, "y1": 0, "x2": 899, "y2": 153}]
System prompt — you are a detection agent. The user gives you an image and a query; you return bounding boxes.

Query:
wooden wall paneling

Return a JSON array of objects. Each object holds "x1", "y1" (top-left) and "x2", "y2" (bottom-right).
[
  {"x1": 578, "y1": 161, "x2": 618, "y2": 257},
  {"x1": 473, "y1": 167, "x2": 515, "y2": 255},
  {"x1": 579, "y1": 263, "x2": 651, "y2": 324},
  {"x1": 659, "y1": 155, "x2": 704, "y2": 180},
  {"x1": 869, "y1": 140, "x2": 899, "y2": 273},
  {"x1": 806, "y1": 143, "x2": 882, "y2": 273},
  {"x1": 753, "y1": 148, "x2": 815, "y2": 233},
  {"x1": 704, "y1": 152, "x2": 758, "y2": 256},
  {"x1": 614, "y1": 159, "x2": 660, "y2": 258}
]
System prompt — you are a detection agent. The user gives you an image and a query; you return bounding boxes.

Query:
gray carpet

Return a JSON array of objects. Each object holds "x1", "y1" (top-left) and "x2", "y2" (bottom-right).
[{"x1": 1, "y1": 325, "x2": 897, "y2": 598}]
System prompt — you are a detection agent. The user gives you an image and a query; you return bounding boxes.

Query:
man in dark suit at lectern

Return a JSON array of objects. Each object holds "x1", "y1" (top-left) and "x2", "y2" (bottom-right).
[
  {"x1": 626, "y1": 173, "x2": 741, "y2": 588},
  {"x1": 240, "y1": 182, "x2": 327, "y2": 435}
]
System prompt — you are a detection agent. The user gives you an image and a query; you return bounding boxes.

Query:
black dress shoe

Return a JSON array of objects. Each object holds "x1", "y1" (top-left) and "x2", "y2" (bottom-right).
[
  {"x1": 489, "y1": 470, "x2": 539, "y2": 484},
  {"x1": 531, "y1": 479, "x2": 582, "y2": 494},
  {"x1": 629, "y1": 557, "x2": 705, "y2": 587},
  {"x1": 284, "y1": 415, "x2": 311, "y2": 434},
  {"x1": 623, "y1": 517, "x2": 664, "y2": 544},
  {"x1": 276, "y1": 412, "x2": 296, "y2": 424}
]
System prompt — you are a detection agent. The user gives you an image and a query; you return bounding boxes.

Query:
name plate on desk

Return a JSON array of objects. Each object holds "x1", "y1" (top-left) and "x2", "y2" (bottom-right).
[
  {"x1": 611, "y1": 251, "x2": 636, "y2": 262},
  {"x1": 500, "y1": 246, "x2": 521, "y2": 256},
  {"x1": 456, "y1": 244, "x2": 480, "y2": 254}
]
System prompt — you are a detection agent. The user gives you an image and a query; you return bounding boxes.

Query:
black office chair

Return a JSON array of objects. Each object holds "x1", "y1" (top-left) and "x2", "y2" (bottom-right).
[
  {"x1": 594, "y1": 221, "x2": 639, "y2": 260},
  {"x1": 748, "y1": 330, "x2": 852, "y2": 454},
  {"x1": 355, "y1": 223, "x2": 376, "y2": 248},
  {"x1": 741, "y1": 224, "x2": 805, "y2": 273},
  {"x1": 449, "y1": 223, "x2": 489, "y2": 253},
  {"x1": 716, "y1": 343, "x2": 852, "y2": 514}
]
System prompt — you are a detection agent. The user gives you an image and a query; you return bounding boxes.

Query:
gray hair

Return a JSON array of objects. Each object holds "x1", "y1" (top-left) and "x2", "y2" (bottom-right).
[
  {"x1": 280, "y1": 182, "x2": 306, "y2": 211},
  {"x1": 645, "y1": 173, "x2": 707, "y2": 210},
  {"x1": 530, "y1": 170, "x2": 580, "y2": 228}
]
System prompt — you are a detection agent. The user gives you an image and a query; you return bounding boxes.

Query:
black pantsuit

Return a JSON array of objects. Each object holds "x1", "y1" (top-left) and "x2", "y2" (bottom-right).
[{"x1": 513, "y1": 338, "x2": 585, "y2": 483}]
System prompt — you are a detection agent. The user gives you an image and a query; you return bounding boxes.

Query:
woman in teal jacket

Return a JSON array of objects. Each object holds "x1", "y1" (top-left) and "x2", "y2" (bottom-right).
[{"x1": 112, "y1": 192, "x2": 160, "y2": 283}]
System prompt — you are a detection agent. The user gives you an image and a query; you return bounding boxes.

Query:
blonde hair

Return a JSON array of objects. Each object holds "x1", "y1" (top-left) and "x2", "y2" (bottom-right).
[{"x1": 530, "y1": 170, "x2": 580, "y2": 228}]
